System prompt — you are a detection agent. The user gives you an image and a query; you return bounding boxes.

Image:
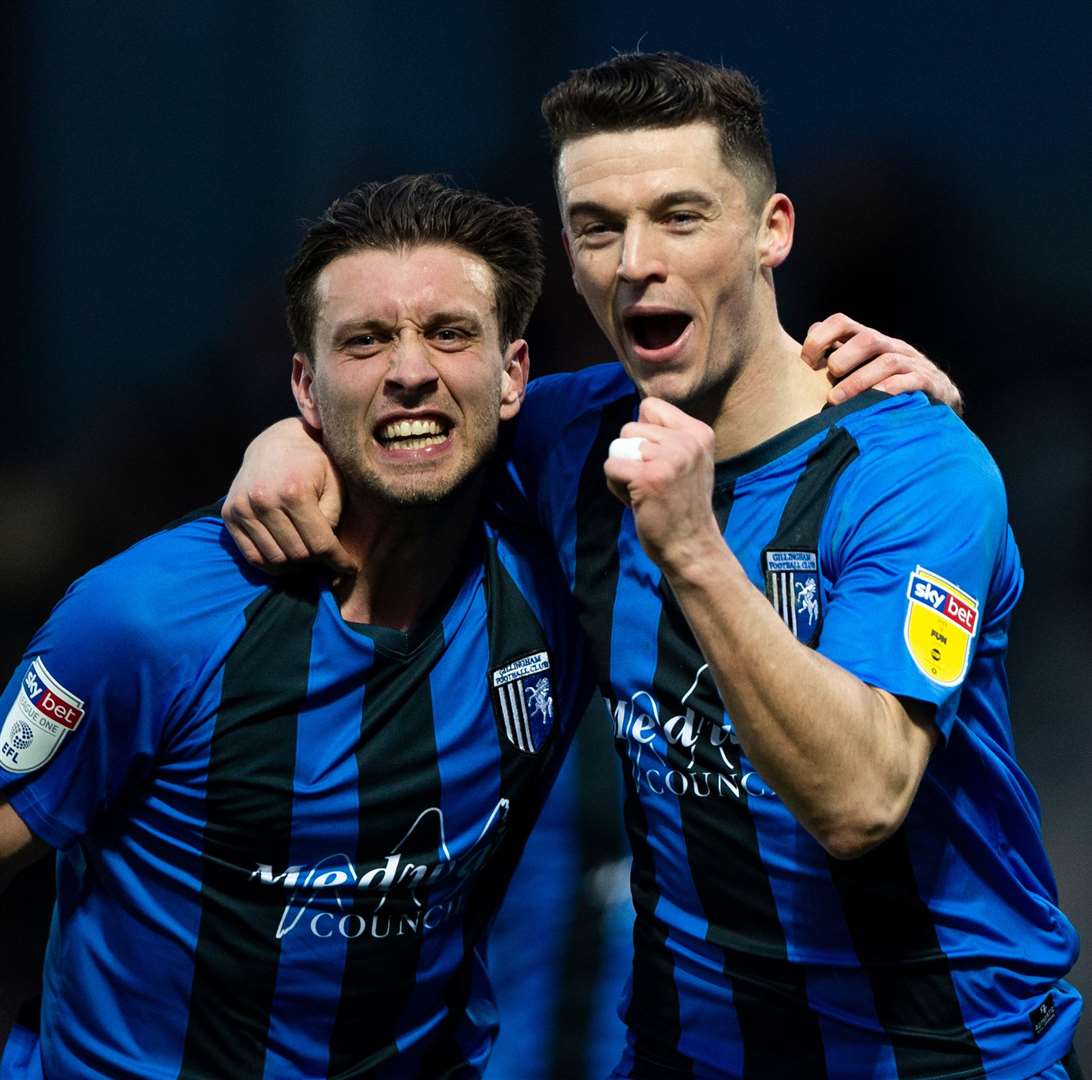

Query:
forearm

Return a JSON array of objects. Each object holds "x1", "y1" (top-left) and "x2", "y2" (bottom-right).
[
  {"x1": 662, "y1": 538, "x2": 935, "y2": 858},
  {"x1": 0, "y1": 803, "x2": 49, "y2": 894}
]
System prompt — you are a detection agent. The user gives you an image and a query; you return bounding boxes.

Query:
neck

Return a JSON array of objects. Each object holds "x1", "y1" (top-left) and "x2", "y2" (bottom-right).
[
  {"x1": 335, "y1": 482, "x2": 483, "y2": 631},
  {"x1": 705, "y1": 318, "x2": 832, "y2": 460}
]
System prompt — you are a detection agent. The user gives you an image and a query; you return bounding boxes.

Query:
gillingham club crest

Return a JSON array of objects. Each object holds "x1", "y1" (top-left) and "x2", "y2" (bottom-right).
[
  {"x1": 763, "y1": 549, "x2": 822, "y2": 647},
  {"x1": 490, "y1": 651, "x2": 554, "y2": 754},
  {"x1": 904, "y1": 566, "x2": 979, "y2": 686}
]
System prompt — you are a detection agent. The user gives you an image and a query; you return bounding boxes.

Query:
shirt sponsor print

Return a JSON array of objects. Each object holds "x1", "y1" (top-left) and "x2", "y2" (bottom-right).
[
  {"x1": 904, "y1": 566, "x2": 979, "y2": 686},
  {"x1": 1, "y1": 657, "x2": 85, "y2": 773}
]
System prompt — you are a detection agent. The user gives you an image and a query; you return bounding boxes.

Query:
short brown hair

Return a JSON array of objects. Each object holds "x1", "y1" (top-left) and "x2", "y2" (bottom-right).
[
  {"x1": 286, "y1": 175, "x2": 545, "y2": 356},
  {"x1": 542, "y1": 52, "x2": 775, "y2": 208}
]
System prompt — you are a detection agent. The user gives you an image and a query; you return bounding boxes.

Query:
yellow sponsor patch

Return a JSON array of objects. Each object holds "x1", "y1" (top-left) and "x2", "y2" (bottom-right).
[{"x1": 903, "y1": 566, "x2": 979, "y2": 686}]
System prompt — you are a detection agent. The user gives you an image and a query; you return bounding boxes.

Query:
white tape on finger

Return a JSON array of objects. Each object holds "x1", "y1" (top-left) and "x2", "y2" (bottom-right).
[{"x1": 608, "y1": 437, "x2": 647, "y2": 461}]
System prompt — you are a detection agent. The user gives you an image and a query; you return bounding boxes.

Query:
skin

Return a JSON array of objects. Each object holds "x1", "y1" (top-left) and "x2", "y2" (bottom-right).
[
  {"x1": 292, "y1": 243, "x2": 528, "y2": 626},
  {"x1": 558, "y1": 122, "x2": 828, "y2": 457},
  {"x1": 0, "y1": 802, "x2": 46, "y2": 890},
  {"x1": 571, "y1": 125, "x2": 937, "y2": 857},
  {"x1": 1, "y1": 242, "x2": 530, "y2": 881},
  {"x1": 222, "y1": 137, "x2": 962, "y2": 854}
]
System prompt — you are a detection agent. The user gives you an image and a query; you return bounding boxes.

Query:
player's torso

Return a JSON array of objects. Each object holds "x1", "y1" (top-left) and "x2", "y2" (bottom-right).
[
  {"x1": 41, "y1": 530, "x2": 573, "y2": 1080},
  {"x1": 516, "y1": 371, "x2": 1079, "y2": 1079}
]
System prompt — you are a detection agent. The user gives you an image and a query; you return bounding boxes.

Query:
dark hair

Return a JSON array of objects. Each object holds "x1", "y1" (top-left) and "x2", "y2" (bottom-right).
[
  {"x1": 541, "y1": 52, "x2": 775, "y2": 208},
  {"x1": 286, "y1": 175, "x2": 545, "y2": 355}
]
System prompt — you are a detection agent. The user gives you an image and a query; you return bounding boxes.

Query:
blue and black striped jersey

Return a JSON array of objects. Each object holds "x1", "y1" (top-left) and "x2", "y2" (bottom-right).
[
  {"x1": 509, "y1": 363, "x2": 1081, "y2": 1080},
  {"x1": 0, "y1": 510, "x2": 592, "y2": 1079}
]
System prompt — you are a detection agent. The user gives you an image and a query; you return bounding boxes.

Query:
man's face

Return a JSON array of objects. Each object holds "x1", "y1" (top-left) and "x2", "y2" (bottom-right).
[
  {"x1": 292, "y1": 244, "x2": 527, "y2": 507},
  {"x1": 558, "y1": 121, "x2": 784, "y2": 409}
]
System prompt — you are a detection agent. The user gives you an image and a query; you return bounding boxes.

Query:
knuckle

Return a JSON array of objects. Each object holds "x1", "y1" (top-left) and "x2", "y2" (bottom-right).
[
  {"x1": 248, "y1": 487, "x2": 277, "y2": 514},
  {"x1": 279, "y1": 482, "x2": 307, "y2": 508}
]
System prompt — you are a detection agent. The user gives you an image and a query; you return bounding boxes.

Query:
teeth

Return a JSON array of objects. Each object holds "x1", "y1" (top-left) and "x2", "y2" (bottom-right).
[
  {"x1": 390, "y1": 434, "x2": 446, "y2": 450},
  {"x1": 380, "y1": 418, "x2": 445, "y2": 440}
]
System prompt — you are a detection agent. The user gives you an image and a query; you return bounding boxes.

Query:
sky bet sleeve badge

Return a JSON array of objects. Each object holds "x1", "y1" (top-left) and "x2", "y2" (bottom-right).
[
  {"x1": 763, "y1": 549, "x2": 822, "y2": 647},
  {"x1": 490, "y1": 651, "x2": 553, "y2": 754},
  {"x1": 1, "y1": 656, "x2": 85, "y2": 773},
  {"x1": 904, "y1": 566, "x2": 979, "y2": 686}
]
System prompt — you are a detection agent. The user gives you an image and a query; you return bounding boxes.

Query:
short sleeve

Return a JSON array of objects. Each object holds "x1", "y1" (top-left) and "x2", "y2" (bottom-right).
[
  {"x1": 0, "y1": 566, "x2": 176, "y2": 848},
  {"x1": 817, "y1": 427, "x2": 1017, "y2": 740}
]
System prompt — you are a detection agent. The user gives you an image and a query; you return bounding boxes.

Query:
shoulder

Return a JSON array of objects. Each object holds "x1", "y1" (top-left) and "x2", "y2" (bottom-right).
[
  {"x1": 41, "y1": 509, "x2": 274, "y2": 670},
  {"x1": 835, "y1": 392, "x2": 1007, "y2": 515},
  {"x1": 519, "y1": 364, "x2": 638, "y2": 446},
  {"x1": 824, "y1": 394, "x2": 1012, "y2": 573},
  {"x1": 482, "y1": 513, "x2": 577, "y2": 636}
]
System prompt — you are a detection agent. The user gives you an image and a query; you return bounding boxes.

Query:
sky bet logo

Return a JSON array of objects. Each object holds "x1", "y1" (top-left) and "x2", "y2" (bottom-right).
[
  {"x1": 904, "y1": 567, "x2": 979, "y2": 687},
  {"x1": 909, "y1": 571, "x2": 978, "y2": 633},
  {"x1": 1, "y1": 657, "x2": 85, "y2": 774}
]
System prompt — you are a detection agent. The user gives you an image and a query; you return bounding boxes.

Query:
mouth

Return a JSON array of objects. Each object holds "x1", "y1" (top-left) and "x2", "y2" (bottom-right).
[
  {"x1": 375, "y1": 415, "x2": 453, "y2": 452},
  {"x1": 622, "y1": 309, "x2": 694, "y2": 361}
]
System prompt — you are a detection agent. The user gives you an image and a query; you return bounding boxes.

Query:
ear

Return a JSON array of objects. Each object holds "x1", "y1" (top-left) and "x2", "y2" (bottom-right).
[
  {"x1": 291, "y1": 353, "x2": 322, "y2": 430},
  {"x1": 561, "y1": 228, "x2": 584, "y2": 297},
  {"x1": 499, "y1": 339, "x2": 530, "y2": 421},
  {"x1": 756, "y1": 192, "x2": 795, "y2": 270}
]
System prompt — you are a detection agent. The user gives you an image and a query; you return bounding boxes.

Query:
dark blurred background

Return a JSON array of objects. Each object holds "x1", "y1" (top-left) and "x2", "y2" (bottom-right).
[{"x1": 3, "y1": 0, "x2": 1089, "y2": 1068}]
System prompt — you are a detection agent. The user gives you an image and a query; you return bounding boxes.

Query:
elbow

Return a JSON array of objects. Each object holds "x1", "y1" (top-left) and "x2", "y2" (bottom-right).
[{"x1": 812, "y1": 801, "x2": 909, "y2": 861}]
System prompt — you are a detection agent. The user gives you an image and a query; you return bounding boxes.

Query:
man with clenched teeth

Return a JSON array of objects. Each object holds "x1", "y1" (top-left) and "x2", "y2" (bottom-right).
[
  {"x1": 0, "y1": 176, "x2": 597, "y2": 1079},
  {"x1": 220, "y1": 53, "x2": 1080, "y2": 1080}
]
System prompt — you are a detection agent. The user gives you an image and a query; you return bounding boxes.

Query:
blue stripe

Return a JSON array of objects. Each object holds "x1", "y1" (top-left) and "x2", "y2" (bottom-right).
[
  {"x1": 609, "y1": 539, "x2": 743, "y2": 1071},
  {"x1": 261, "y1": 591, "x2": 374, "y2": 1078}
]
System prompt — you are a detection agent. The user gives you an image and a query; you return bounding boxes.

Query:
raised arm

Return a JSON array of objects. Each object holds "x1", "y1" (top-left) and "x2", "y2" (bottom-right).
[{"x1": 604, "y1": 398, "x2": 941, "y2": 860}]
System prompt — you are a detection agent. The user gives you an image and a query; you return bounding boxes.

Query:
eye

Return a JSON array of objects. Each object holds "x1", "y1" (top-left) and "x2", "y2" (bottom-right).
[
  {"x1": 430, "y1": 327, "x2": 472, "y2": 350},
  {"x1": 575, "y1": 221, "x2": 620, "y2": 246},
  {"x1": 664, "y1": 211, "x2": 701, "y2": 230}
]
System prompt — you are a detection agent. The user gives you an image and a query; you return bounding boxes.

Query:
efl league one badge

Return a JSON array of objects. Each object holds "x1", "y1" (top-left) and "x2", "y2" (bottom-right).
[
  {"x1": 904, "y1": 566, "x2": 978, "y2": 685},
  {"x1": 491, "y1": 651, "x2": 554, "y2": 754},
  {"x1": 764, "y1": 550, "x2": 822, "y2": 647},
  {"x1": 1, "y1": 657, "x2": 85, "y2": 773}
]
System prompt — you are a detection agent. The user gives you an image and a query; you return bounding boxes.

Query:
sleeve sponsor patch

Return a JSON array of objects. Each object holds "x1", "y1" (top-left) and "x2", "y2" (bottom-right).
[
  {"x1": 1, "y1": 657, "x2": 85, "y2": 773},
  {"x1": 903, "y1": 567, "x2": 979, "y2": 686}
]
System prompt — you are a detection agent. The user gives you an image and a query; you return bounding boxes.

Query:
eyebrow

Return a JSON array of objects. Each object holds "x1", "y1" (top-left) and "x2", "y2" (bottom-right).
[
  {"x1": 423, "y1": 311, "x2": 485, "y2": 332},
  {"x1": 329, "y1": 311, "x2": 485, "y2": 340},
  {"x1": 567, "y1": 189, "x2": 719, "y2": 221}
]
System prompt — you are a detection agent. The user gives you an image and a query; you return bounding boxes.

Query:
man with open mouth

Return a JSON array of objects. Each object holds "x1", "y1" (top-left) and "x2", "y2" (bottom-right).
[
  {"x1": 0, "y1": 176, "x2": 598, "y2": 1078},
  {"x1": 221, "y1": 52, "x2": 1080, "y2": 1080}
]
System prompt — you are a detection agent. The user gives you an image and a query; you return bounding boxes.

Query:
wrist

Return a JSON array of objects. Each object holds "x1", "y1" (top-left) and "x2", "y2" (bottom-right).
[{"x1": 656, "y1": 524, "x2": 736, "y2": 587}]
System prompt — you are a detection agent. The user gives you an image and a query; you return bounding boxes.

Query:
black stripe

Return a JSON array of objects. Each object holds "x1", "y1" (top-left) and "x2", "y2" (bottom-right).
[
  {"x1": 827, "y1": 833, "x2": 983, "y2": 1077},
  {"x1": 325, "y1": 631, "x2": 448, "y2": 1076},
  {"x1": 762, "y1": 427, "x2": 860, "y2": 648},
  {"x1": 764, "y1": 427, "x2": 860, "y2": 555},
  {"x1": 648, "y1": 483, "x2": 829, "y2": 1076},
  {"x1": 180, "y1": 582, "x2": 317, "y2": 1080},
  {"x1": 561, "y1": 394, "x2": 690, "y2": 1071},
  {"x1": 573, "y1": 392, "x2": 638, "y2": 689},
  {"x1": 1062, "y1": 1048, "x2": 1085, "y2": 1080},
  {"x1": 765, "y1": 426, "x2": 981, "y2": 1076},
  {"x1": 546, "y1": 700, "x2": 627, "y2": 1080},
  {"x1": 763, "y1": 428, "x2": 981, "y2": 1077},
  {"x1": 420, "y1": 536, "x2": 576, "y2": 1075}
]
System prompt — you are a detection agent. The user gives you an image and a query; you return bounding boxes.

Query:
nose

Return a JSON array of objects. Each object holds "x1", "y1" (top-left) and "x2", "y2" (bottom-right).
[
  {"x1": 617, "y1": 222, "x2": 667, "y2": 285},
  {"x1": 385, "y1": 334, "x2": 439, "y2": 397}
]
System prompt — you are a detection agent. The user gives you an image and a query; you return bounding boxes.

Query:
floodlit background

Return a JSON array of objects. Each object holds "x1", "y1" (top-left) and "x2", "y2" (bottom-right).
[{"x1": 3, "y1": 0, "x2": 1090, "y2": 1069}]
